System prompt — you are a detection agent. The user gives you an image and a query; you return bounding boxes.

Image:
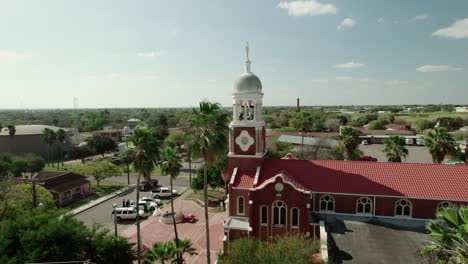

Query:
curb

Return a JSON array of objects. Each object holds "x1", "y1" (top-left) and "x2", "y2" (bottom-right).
[{"x1": 68, "y1": 185, "x2": 136, "y2": 216}]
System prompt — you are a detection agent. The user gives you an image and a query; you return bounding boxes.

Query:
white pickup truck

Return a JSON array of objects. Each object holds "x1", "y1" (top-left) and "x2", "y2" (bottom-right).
[{"x1": 151, "y1": 187, "x2": 178, "y2": 199}]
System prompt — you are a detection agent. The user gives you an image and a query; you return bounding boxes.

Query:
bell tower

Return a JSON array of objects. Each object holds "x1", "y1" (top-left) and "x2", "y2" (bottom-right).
[{"x1": 228, "y1": 43, "x2": 266, "y2": 158}]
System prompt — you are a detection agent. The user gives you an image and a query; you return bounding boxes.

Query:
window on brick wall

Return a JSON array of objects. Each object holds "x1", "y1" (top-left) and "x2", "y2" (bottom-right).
[
  {"x1": 395, "y1": 199, "x2": 412, "y2": 217},
  {"x1": 319, "y1": 195, "x2": 335, "y2": 212},
  {"x1": 437, "y1": 201, "x2": 453, "y2": 212},
  {"x1": 273, "y1": 201, "x2": 287, "y2": 226},
  {"x1": 356, "y1": 197, "x2": 373, "y2": 215},
  {"x1": 260, "y1": 205, "x2": 268, "y2": 225},
  {"x1": 291, "y1": 208, "x2": 299, "y2": 228},
  {"x1": 237, "y1": 196, "x2": 245, "y2": 215}
]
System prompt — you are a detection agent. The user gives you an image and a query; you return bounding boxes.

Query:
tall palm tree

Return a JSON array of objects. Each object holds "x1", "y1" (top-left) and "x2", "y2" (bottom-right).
[
  {"x1": 42, "y1": 128, "x2": 56, "y2": 166},
  {"x1": 135, "y1": 150, "x2": 146, "y2": 264},
  {"x1": 425, "y1": 127, "x2": 456, "y2": 164},
  {"x1": 190, "y1": 100, "x2": 229, "y2": 264},
  {"x1": 338, "y1": 126, "x2": 360, "y2": 161},
  {"x1": 56, "y1": 129, "x2": 66, "y2": 169},
  {"x1": 175, "y1": 239, "x2": 198, "y2": 262},
  {"x1": 160, "y1": 146, "x2": 183, "y2": 263},
  {"x1": 383, "y1": 136, "x2": 408, "y2": 162},
  {"x1": 120, "y1": 148, "x2": 136, "y2": 185},
  {"x1": 421, "y1": 206, "x2": 468, "y2": 263},
  {"x1": 132, "y1": 126, "x2": 160, "y2": 183}
]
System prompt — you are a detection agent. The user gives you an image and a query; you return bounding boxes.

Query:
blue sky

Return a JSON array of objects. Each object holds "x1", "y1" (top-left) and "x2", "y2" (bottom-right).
[{"x1": 0, "y1": 0, "x2": 467, "y2": 108}]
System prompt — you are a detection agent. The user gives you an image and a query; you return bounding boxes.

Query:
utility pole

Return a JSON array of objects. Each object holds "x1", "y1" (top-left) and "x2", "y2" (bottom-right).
[
  {"x1": 187, "y1": 144, "x2": 192, "y2": 187},
  {"x1": 113, "y1": 203, "x2": 118, "y2": 236}
]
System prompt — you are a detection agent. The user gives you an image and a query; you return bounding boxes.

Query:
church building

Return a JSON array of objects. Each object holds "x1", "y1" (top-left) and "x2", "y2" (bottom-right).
[{"x1": 223, "y1": 44, "x2": 468, "y2": 244}]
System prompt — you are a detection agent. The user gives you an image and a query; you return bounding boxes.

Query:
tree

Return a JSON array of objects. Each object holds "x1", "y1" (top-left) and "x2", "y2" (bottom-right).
[
  {"x1": 87, "y1": 228, "x2": 134, "y2": 264},
  {"x1": 24, "y1": 153, "x2": 46, "y2": 177},
  {"x1": 72, "y1": 161, "x2": 122, "y2": 186},
  {"x1": 415, "y1": 119, "x2": 436, "y2": 133},
  {"x1": 383, "y1": 136, "x2": 409, "y2": 162},
  {"x1": 87, "y1": 135, "x2": 117, "y2": 157},
  {"x1": 189, "y1": 100, "x2": 229, "y2": 264},
  {"x1": 42, "y1": 128, "x2": 56, "y2": 165},
  {"x1": 144, "y1": 241, "x2": 177, "y2": 264},
  {"x1": 425, "y1": 127, "x2": 456, "y2": 164},
  {"x1": 218, "y1": 234, "x2": 320, "y2": 264},
  {"x1": 367, "y1": 119, "x2": 387, "y2": 130},
  {"x1": 420, "y1": 207, "x2": 468, "y2": 263},
  {"x1": 7, "y1": 124, "x2": 16, "y2": 136},
  {"x1": 338, "y1": 126, "x2": 360, "y2": 161},
  {"x1": 120, "y1": 148, "x2": 136, "y2": 185},
  {"x1": 191, "y1": 165, "x2": 225, "y2": 191},
  {"x1": 9, "y1": 157, "x2": 28, "y2": 177},
  {"x1": 267, "y1": 141, "x2": 294, "y2": 159},
  {"x1": 160, "y1": 147, "x2": 183, "y2": 263},
  {"x1": 56, "y1": 128, "x2": 66, "y2": 168},
  {"x1": 132, "y1": 127, "x2": 161, "y2": 183},
  {"x1": 164, "y1": 130, "x2": 185, "y2": 153},
  {"x1": 324, "y1": 118, "x2": 341, "y2": 132},
  {"x1": 70, "y1": 145, "x2": 95, "y2": 163},
  {"x1": 291, "y1": 111, "x2": 313, "y2": 153}
]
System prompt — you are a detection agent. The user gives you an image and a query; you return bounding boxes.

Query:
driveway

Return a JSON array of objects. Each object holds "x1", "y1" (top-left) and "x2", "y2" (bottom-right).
[
  {"x1": 327, "y1": 220, "x2": 429, "y2": 264},
  {"x1": 121, "y1": 190, "x2": 225, "y2": 264}
]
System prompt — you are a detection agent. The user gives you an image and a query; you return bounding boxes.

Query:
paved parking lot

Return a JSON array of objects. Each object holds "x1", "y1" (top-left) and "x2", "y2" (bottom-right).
[
  {"x1": 360, "y1": 144, "x2": 432, "y2": 163},
  {"x1": 74, "y1": 186, "x2": 187, "y2": 233}
]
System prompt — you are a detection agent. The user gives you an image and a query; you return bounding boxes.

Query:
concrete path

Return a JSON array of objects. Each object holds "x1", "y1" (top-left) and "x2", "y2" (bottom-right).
[{"x1": 122, "y1": 190, "x2": 225, "y2": 264}]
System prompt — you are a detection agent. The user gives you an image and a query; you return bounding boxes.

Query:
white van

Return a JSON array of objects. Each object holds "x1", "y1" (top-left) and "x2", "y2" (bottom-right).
[
  {"x1": 151, "y1": 187, "x2": 178, "y2": 199},
  {"x1": 416, "y1": 138, "x2": 425, "y2": 146},
  {"x1": 405, "y1": 138, "x2": 414, "y2": 145},
  {"x1": 112, "y1": 207, "x2": 144, "y2": 221}
]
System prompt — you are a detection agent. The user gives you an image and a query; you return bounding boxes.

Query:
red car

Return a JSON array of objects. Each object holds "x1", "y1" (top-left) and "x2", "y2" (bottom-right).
[{"x1": 360, "y1": 156, "x2": 378, "y2": 162}]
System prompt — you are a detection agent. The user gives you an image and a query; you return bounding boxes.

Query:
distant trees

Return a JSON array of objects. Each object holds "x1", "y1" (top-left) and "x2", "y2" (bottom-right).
[
  {"x1": 425, "y1": 127, "x2": 456, "y2": 164},
  {"x1": 7, "y1": 125, "x2": 16, "y2": 136},
  {"x1": 338, "y1": 126, "x2": 360, "y2": 161},
  {"x1": 42, "y1": 128, "x2": 56, "y2": 164},
  {"x1": 0, "y1": 153, "x2": 45, "y2": 178},
  {"x1": 290, "y1": 111, "x2": 313, "y2": 153},
  {"x1": 70, "y1": 145, "x2": 96, "y2": 163},
  {"x1": 132, "y1": 126, "x2": 161, "y2": 183},
  {"x1": 72, "y1": 161, "x2": 122, "y2": 186},
  {"x1": 267, "y1": 141, "x2": 294, "y2": 159},
  {"x1": 383, "y1": 136, "x2": 408, "y2": 162},
  {"x1": 164, "y1": 130, "x2": 186, "y2": 153},
  {"x1": 56, "y1": 128, "x2": 66, "y2": 167},
  {"x1": 87, "y1": 135, "x2": 117, "y2": 157},
  {"x1": 191, "y1": 165, "x2": 225, "y2": 191}
]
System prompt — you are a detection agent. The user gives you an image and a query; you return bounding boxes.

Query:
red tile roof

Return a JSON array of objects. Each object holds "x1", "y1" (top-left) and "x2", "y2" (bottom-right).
[
  {"x1": 232, "y1": 159, "x2": 468, "y2": 201},
  {"x1": 233, "y1": 169, "x2": 256, "y2": 188}
]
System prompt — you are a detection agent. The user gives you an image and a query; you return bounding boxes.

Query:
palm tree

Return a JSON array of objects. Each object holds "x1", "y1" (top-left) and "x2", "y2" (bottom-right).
[
  {"x1": 143, "y1": 241, "x2": 177, "y2": 264},
  {"x1": 421, "y1": 206, "x2": 468, "y2": 263},
  {"x1": 56, "y1": 129, "x2": 66, "y2": 169},
  {"x1": 425, "y1": 127, "x2": 456, "y2": 164},
  {"x1": 160, "y1": 146, "x2": 183, "y2": 263},
  {"x1": 190, "y1": 100, "x2": 229, "y2": 264},
  {"x1": 383, "y1": 136, "x2": 408, "y2": 162},
  {"x1": 175, "y1": 239, "x2": 198, "y2": 262},
  {"x1": 42, "y1": 128, "x2": 56, "y2": 166},
  {"x1": 132, "y1": 126, "x2": 160, "y2": 184},
  {"x1": 120, "y1": 148, "x2": 136, "y2": 185},
  {"x1": 7, "y1": 125, "x2": 16, "y2": 152},
  {"x1": 135, "y1": 150, "x2": 145, "y2": 264},
  {"x1": 338, "y1": 126, "x2": 360, "y2": 161}
]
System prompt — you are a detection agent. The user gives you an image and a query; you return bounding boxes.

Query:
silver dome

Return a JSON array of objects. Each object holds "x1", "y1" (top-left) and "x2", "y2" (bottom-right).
[{"x1": 235, "y1": 72, "x2": 262, "y2": 93}]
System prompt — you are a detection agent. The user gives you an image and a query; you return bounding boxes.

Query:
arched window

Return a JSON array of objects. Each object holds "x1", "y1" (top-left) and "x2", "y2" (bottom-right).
[
  {"x1": 237, "y1": 196, "x2": 245, "y2": 215},
  {"x1": 437, "y1": 201, "x2": 453, "y2": 211},
  {"x1": 320, "y1": 195, "x2": 335, "y2": 212},
  {"x1": 273, "y1": 201, "x2": 287, "y2": 226},
  {"x1": 395, "y1": 199, "x2": 412, "y2": 217},
  {"x1": 260, "y1": 205, "x2": 268, "y2": 225},
  {"x1": 356, "y1": 197, "x2": 373, "y2": 215},
  {"x1": 291, "y1": 208, "x2": 299, "y2": 228}
]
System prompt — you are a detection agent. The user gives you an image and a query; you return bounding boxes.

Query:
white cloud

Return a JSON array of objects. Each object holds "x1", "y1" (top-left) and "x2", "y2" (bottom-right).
[
  {"x1": 413, "y1": 14, "x2": 428, "y2": 21},
  {"x1": 416, "y1": 65, "x2": 463, "y2": 72},
  {"x1": 334, "y1": 61, "x2": 365, "y2": 69},
  {"x1": 277, "y1": 0, "x2": 337, "y2": 16},
  {"x1": 0, "y1": 50, "x2": 30, "y2": 59},
  {"x1": 377, "y1": 17, "x2": 384, "y2": 24},
  {"x1": 137, "y1": 51, "x2": 162, "y2": 58},
  {"x1": 432, "y1": 18, "x2": 468, "y2": 39},
  {"x1": 337, "y1": 18, "x2": 356, "y2": 30}
]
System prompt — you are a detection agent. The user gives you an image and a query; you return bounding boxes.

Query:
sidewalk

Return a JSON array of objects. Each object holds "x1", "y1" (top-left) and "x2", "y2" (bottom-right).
[{"x1": 67, "y1": 185, "x2": 136, "y2": 216}]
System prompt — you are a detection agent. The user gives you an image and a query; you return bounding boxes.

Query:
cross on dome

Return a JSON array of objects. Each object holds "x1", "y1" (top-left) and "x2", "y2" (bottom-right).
[{"x1": 245, "y1": 41, "x2": 251, "y2": 73}]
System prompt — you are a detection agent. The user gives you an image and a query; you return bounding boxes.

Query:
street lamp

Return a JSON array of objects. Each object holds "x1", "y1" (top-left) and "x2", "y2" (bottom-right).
[{"x1": 113, "y1": 203, "x2": 118, "y2": 236}]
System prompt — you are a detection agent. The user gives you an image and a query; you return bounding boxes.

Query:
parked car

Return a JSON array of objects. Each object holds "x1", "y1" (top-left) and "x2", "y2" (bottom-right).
[
  {"x1": 112, "y1": 207, "x2": 144, "y2": 221},
  {"x1": 405, "y1": 138, "x2": 414, "y2": 145},
  {"x1": 140, "y1": 196, "x2": 162, "y2": 205},
  {"x1": 361, "y1": 140, "x2": 369, "y2": 145},
  {"x1": 151, "y1": 187, "x2": 178, "y2": 199},
  {"x1": 416, "y1": 138, "x2": 425, "y2": 146},
  {"x1": 360, "y1": 156, "x2": 378, "y2": 162},
  {"x1": 130, "y1": 200, "x2": 158, "y2": 211},
  {"x1": 140, "y1": 179, "x2": 160, "y2": 191}
]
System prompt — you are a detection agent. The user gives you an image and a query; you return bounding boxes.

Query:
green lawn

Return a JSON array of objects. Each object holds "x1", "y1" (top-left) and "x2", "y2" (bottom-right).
[
  {"x1": 45, "y1": 162, "x2": 164, "y2": 176},
  {"x1": 91, "y1": 182, "x2": 126, "y2": 197},
  {"x1": 185, "y1": 188, "x2": 226, "y2": 212}
]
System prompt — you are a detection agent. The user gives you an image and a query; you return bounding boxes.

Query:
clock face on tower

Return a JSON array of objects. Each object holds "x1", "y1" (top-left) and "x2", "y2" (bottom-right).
[{"x1": 235, "y1": 130, "x2": 255, "y2": 152}]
